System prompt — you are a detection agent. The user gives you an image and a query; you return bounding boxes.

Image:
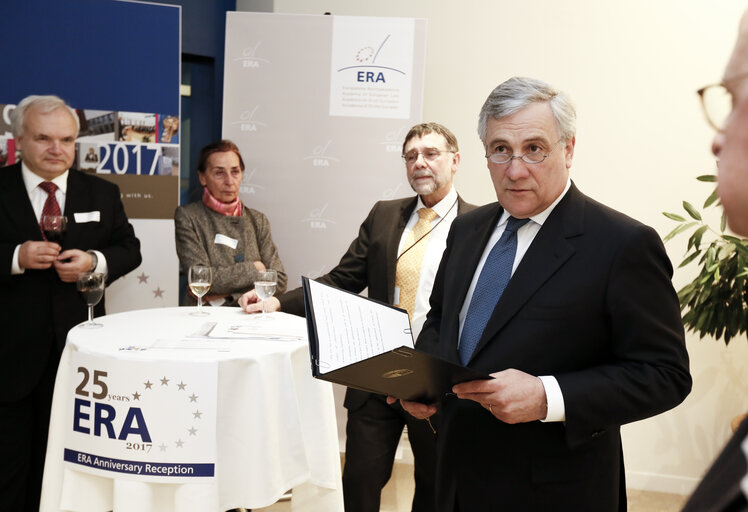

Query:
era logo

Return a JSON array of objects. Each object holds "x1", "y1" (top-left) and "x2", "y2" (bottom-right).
[
  {"x1": 73, "y1": 398, "x2": 152, "y2": 442},
  {"x1": 357, "y1": 71, "x2": 386, "y2": 83}
]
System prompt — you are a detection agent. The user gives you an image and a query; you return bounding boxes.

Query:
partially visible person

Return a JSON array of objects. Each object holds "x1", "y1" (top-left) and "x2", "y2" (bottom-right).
[
  {"x1": 175, "y1": 139, "x2": 286, "y2": 307},
  {"x1": 395, "y1": 78, "x2": 691, "y2": 511},
  {"x1": 240, "y1": 123, "x2": 476, "y2": 512},
  {"x1": 84, "y1": 146, "x2": 98, "y2": 162},
  {"x1": 683, "y1": 9, "x2": 748, "y2": 511},
  {"x1": 0, "y1": 94, "x2": 142, "y2": 511}
]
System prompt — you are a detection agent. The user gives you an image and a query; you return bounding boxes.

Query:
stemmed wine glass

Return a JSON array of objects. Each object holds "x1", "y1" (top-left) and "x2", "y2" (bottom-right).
[
  {"x1": 255, "y1": 269, "x2": 277, "y2": 321},
  {"x1": 188, "y1": 264, "x2": 213, "y2": 316},
  {"x1": 77, "y1": 272, "x2": 105, "y2": 329},
  {"x1": 41, "y1": 215, "x2": 67, "y2": 245}
]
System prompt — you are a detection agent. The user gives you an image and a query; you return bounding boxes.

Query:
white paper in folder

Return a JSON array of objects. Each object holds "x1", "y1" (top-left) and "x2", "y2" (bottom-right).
[{"x1": 308, "y1": 279, "x2": 413, "y2": 373}]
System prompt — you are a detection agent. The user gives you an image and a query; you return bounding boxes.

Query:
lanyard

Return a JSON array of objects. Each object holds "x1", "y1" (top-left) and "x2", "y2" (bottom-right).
[{"x1": 396, "y1": 198, "x2": 458, "y2": 261}]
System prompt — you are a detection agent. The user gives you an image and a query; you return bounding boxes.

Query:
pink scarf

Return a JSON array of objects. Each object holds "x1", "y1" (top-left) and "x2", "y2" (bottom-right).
[{"x1": 202, "y1": 188, "x2": 243, "y2": 216}]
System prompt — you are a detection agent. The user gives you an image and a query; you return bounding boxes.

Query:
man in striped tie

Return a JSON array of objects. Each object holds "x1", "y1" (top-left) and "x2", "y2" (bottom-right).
[
  {"x1": 240, "y1": 123, "x2": 476, "y2": 512},
  {"x1": 395, "y1": 77, "x2": 692, "y2": 511},
  {"x1": 0, "y1": 95, "x2": 141, "y2": 511}
]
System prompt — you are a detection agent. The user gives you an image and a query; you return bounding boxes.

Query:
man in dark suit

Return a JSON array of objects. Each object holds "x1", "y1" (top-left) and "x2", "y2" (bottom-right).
[
  {"x1": 683, "y1": 9, "x2": 748, "y2": 511},
  {"x1": 0, "y1": 95, "x2": 142, "y2": 511},
  {"x1": 395, "y1": 78, "x2": 692, "y2": 511},
  {"x1": 240, "y1": 123, "x2": 476, "y2": 512}
]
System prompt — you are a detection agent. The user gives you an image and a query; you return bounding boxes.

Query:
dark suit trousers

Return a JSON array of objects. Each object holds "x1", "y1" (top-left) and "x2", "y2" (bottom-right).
[
  {"x1": 0, "y1": 339, "x2": 59, "y2": 512},
  {"x1": 342, "y1": 394, "x2": 437, "y2": 512}
]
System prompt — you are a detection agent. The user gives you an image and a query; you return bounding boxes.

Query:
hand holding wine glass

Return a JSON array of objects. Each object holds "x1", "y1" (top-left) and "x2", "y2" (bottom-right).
[
  {"x1": 188, "y1": 264, "x2": 213, "y2": 316},
  {"x1": 77, "y1": 272, "x2": 105, "y2": 329},
  {"x1": 255, "y1": 269, "x2": 277, "y2": 320},
  {"x1": 41, "y1": 215, "x2": 67, "y2": 245}
]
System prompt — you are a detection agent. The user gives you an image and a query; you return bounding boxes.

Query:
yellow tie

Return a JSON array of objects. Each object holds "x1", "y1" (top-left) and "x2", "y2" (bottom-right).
[{"x1": 395, "y1": 208, "x2": 438, "y2": 319}]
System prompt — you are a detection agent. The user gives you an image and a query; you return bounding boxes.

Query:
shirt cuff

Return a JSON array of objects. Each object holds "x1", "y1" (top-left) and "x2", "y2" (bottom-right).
[
  {"x1": 92, "y1": 250, "x2": 107, "y2": 275},
  {"x1": 538, "y1": 375, "x2": 565, "y2": 422},
  {"x1": 11, "y1": 244, "x2": 24, "y2": 275}
]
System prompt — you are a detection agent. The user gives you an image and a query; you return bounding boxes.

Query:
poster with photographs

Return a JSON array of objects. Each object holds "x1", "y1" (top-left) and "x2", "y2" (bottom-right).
[{"x1": 0, "y1": 104, "x2": 180, "y2": 220}]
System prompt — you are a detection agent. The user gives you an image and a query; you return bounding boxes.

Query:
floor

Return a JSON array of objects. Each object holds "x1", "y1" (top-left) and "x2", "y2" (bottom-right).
[{"x1": 256, "y1": 460, "x2": 689, "y2": 511}]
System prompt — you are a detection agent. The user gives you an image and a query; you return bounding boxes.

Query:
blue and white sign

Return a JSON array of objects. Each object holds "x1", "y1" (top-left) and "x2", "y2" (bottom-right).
[
  {"x1": 64, "y1": 352, "x2": 218, "y2": 483},
  {"x1": 329, "y1": 16, "x2": 416, "y2": 119}
]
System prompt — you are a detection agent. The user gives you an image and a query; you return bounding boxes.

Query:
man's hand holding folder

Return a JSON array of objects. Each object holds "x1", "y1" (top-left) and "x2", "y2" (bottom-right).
[
  {"x1": 389, "y1": 368, "x2": 548, "y2": 424},
  {"x1": 386, "y1": 396, "x2": 438, "y2": 420}
]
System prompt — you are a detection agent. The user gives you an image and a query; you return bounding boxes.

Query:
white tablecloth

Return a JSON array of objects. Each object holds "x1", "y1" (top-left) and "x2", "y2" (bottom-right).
[{"x1": 40, "y1": 307, "x2": 343, "y2": 512}]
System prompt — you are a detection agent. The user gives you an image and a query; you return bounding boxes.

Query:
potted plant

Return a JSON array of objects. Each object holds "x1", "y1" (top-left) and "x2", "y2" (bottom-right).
[{"x1": 662, "y1": 174, "x2": 748, "y2": 345}]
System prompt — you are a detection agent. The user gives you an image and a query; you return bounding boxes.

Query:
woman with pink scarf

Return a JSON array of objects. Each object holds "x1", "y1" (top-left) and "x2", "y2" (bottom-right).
[{"x1": 174, "y1": 140, "x2": 286, "y2": 307}]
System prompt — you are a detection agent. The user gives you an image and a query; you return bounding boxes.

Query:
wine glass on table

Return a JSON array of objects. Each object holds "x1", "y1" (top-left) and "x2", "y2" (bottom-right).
[
  {"x1": 188, "y1": 264, "x2": 213, "y2": 316},
  {"x1": 77, "y1": 272, "x2": 105, "y2": 329},
  {"x1": 255, "y1": 269, "x2": 277, "y2": 321},
  {"x1": 41, "y1": 215, "x2": 67, "y2": 245}
]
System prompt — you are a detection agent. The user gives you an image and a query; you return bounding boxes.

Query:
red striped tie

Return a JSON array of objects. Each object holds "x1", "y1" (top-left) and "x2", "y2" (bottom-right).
[{"x1": 39, "y1": 181, "x2": 61, "y2": 238}]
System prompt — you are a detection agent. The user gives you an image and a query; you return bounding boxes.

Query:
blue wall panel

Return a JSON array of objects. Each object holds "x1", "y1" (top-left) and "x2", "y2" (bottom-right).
[{"x1": 0, "y1": 0, "x2": 179, "y2": 115}]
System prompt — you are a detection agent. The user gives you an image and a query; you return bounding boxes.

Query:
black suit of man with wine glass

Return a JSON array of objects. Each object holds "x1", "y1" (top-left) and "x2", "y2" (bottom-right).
[{"x1": 0, "y1": 95, "x2": 142, "y2": 511}]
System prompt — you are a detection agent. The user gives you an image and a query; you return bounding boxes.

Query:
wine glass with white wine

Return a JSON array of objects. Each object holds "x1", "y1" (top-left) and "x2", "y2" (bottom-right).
[
  {"x1": 188, "y1": 264, "x2": 213, "y2": 316},
  {"x1": 77, "y1": 272, "x2": 105, "y2": 328},
  {"x1": 255, "y1": 269, "x2": 277, "y2": 321}
]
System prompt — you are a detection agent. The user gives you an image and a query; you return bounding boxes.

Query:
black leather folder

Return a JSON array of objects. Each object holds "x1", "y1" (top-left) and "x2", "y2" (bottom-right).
[{"x1": 302, "y1": 277, "x2": 490, "y2": 403}]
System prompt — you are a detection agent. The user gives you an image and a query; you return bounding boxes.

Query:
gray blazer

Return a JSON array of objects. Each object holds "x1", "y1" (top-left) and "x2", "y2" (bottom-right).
[{"x1": 174, "y1": 201, "x2": 287, "y2": 306}]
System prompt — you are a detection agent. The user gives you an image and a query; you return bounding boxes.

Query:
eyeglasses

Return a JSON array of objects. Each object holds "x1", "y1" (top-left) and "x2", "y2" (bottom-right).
[
  {"x1": 402, "y1": 148, "x2": 453, "y2": 164},
  {"x1": 697, "y1": 70, "x2": 748, "y2": 131},
  {"x1": 485, "y1": 140, "x2": 562, "y2": 165}
]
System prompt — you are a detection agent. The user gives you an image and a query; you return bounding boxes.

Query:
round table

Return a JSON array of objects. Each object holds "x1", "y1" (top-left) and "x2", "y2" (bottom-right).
[{"x1": 40, "y1": 307, "x2": 343, "y2": 512}]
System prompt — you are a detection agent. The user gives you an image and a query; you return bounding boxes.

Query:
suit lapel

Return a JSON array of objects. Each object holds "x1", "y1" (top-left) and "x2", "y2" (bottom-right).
[
  {"x1": 63, "y1": 170, "x2": 93, "y2": 250},
  {"x1": 468, "y1": 185, "x2": 586, "y2": 362},
  {"x1": 0, "y1": 164, "x2": 44, "y2": 241},
  {"x1": 454, "y1": 204, "x2": 503, "y2": 310},
  {"x1": 385, "y1": 197, "x2": 417, "y2": 304}
]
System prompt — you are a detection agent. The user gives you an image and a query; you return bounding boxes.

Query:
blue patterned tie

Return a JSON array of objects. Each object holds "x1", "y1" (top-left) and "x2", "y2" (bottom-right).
[{"x1": 459, "y1": 216, "x2": 530, "y2": 364}]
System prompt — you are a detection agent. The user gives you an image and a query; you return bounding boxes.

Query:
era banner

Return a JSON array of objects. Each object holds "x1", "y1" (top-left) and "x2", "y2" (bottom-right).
[
  {"x1": 64, "y1": 351, "x2": 218, "y2": 483},
  {"x1": 223, "y1": 13, "x2": 427, "y2": 291}
]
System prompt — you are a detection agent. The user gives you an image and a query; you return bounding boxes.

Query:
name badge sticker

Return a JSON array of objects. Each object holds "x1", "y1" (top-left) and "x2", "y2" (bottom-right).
[
  {"x1": 74, "y1": 211, "x2": 101, "y2": 223},
  {"x1": 214, "y1": 234, "x2": 238, "y2": 249}
]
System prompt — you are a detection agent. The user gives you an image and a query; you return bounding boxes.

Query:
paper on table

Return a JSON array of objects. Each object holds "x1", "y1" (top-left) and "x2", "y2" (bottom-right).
[
  {"x1": 308, "y1": 279, "x2": 413, "y2": 373},
  {"x1": 206, "y1": 320, "x2": 304, "y2": 342}
]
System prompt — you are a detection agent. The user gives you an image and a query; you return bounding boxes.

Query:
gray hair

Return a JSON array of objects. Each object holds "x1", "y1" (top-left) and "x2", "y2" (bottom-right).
[
  {"x1": 477, "y1": 77, "x2": 576, "y2": 144},
  {"x1": 11, "y1": 95, "x2": 80, "y2": 138}
]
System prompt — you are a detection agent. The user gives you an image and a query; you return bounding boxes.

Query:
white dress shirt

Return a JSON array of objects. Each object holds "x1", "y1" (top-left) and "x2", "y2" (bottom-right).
[
  {"x1": 457, "y1": 178, "x2": 572, "y2": 422},
  {"x1": 12, "y1": 162, "x2": 106, "y2": 275},
  {"x1": 396, "y1": 186, "x2": 459, "y2": 341}
]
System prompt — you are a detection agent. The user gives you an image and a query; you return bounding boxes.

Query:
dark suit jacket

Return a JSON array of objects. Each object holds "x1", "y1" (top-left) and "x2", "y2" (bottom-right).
[
  {"x1": 682, "y1": 417, "x2": 748, "y2": 512},
  {"x1": 279, "y1": 194, "x2": 476, "y2": 410},
  {"x1": 417, "y1": 183, "x2": 692, "y2": 511},
  {"x1": 0, "y1": 163, "x2": 141, "y2": 402}
]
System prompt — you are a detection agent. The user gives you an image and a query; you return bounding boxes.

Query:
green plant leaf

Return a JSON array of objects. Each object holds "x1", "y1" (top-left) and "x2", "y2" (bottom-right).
[
  {"x1": 663, "y1": 222, "x2": 699, "y2": 242},
  {"x1": 696, "y1": 174, "x2": 717, "y2": 182},
  {"x1": 721, "y1": 212, "x2": 727, "y2": 232},
  {"x1": 679, "y1": 251, "x2": 702, "y2": 268},
  {"x1": 663, "y1": 212, "x2": 686, "y2": 222},
  {"x1": 683, "y1": 201, "x2": 702, "y2": 221},
  {"x1": 690, "y1": 225, "x2": 709, "y2": 250},
  {"x1": 703, "y1": 188, "x2": 720, "y2": 208},
  {"x1": 734, "y1": 243, "x2": 748, "y2": 258}
]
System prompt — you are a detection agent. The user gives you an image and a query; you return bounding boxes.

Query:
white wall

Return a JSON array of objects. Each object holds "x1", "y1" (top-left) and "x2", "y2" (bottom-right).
[{"x1": 267, "y1": 0, "x2": 748, "y2": 494}]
